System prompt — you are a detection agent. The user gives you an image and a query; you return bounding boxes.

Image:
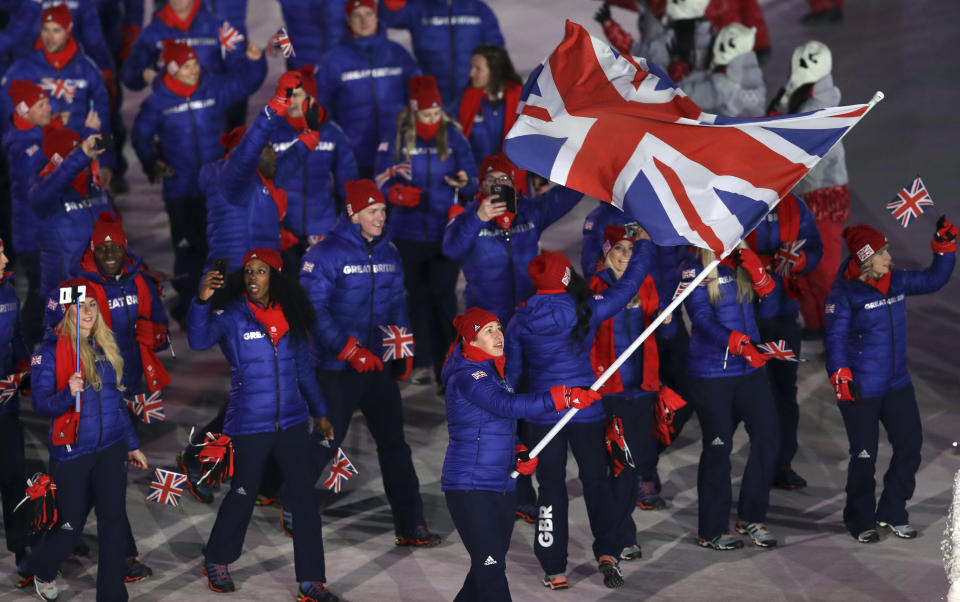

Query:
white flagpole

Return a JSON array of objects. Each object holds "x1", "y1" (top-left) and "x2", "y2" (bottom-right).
[{"x1": 511, "y1": 257, "x2": 720, "y2": 478}]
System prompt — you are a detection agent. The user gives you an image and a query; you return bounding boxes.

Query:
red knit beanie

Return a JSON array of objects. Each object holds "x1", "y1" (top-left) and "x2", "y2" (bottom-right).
[
  {"x1": 479, "y1": 152, "x2": 517, "y2": 182},
  {"x1": 9, "y1": 80, "x2": 47, "y2": 118},
  {"x1": 601, "y1": 225, "x2": 635, "y2": 258},
  {"x1": 843, "y1": 224, "x2": 888, "y2": 265},
  {"x1": 42, "y1": 127, "x2": 82, "y2": 166},
  {"x1": 242, "y1": 248, "x2": 282, "y2": 272},
  {"x1": 90, "y1": 212, "x2": 126, "y2": 250},
  {"x1": 345, "y1": 0, "x2": 376, "y2": 17},
  {"x1": 41, "y1": 4, "x2": 73, "y2": 32},
  {"x1": 453, "y1": 307, "x2": 500, "y2": 342},
  {"x1": 529, "y1": 250, "x2": 573, "y2": 291},
  {"x1": 161, "y1": 40, "x2": 197, "y2": 76},
  {"x1": 220, "y1": 125, "x2": 247, "y2": 150},
  {"x1": 408, "y1": 75, "x2": 441, "y2": 111},
  {"x1": 344, "y1": 179, "x2": 385, "y2": 217}
]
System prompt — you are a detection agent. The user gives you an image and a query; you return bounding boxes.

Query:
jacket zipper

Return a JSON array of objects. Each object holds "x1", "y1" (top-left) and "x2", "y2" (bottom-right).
[
  {"x1": 252, "y1": 316, "x2": 282, "y2": 432},
  {"x1": 366, "y1": 45, "x2": 380, "y2": 150},
  {"x1": 186, "y1": 96, "x2": 203, "y2": 170},
  {"x1": 422, "y1": 146, "x2": 431, "y2": 240},
  {"x1": 366, "y1": 244, "x2": 376, "y2": 347}
]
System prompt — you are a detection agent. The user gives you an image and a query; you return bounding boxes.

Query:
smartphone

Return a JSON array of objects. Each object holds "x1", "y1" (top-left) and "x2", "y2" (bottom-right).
[
  {"x1": 92, "y1": 133, "x2": 113, "y2": 151},
  {"x1": 624, "y1": 222, "x2": 641, "y2": 239},
  {"x1": 490, "y1": 183, "x2": 516, "y2": 214},
  {"x1": 212, "y1": 258, "x2": 230, "y2": 277}
]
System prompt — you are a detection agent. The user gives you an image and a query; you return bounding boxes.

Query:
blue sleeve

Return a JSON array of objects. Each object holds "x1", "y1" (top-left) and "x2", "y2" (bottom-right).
[
  {"x1": 219, "y1": 21, "x2": 251, "y2": 75},
  {"x1": 795, "y1": 197, "x2": 822, "y2": 274},
  {"x1": 454, "y1": 372, "x2": 555, "y2": 418},
  {"x1": 899, "y1": 252, "x2": 956, "y2": 296},
  {"x1": 120, "y1": 27, "x2": 155, "y2": 90},
  {"x1": 450, "y1": 128, "x2": 478, "y2": 198},
  {"x1": 130, "y1": 95, "x2": 161, "y2": 178},
  {"x1": 78, "y1": 3, "x2": 116, "y2": 71},
  {"x1": 85, "y1": 61, "x2": 116, "y2": 169},
  {"x1": 683, "y1": 273, "x2": 734, "y2": 349},
  {"x1": 0, "y1": 2, "x2": 40, "y2": 56},
  {"x1": 186, "y1": 299, "x2": 228, "y2": 351},
  {"x1": 401, "y1": 44, "x2": 422, "y2": 82},
  {"x1": 218, "y1": 109, "x2": 279, "y2": 203},
  {"x1": 823, "y1": 286, "x2": 851, "y2": 375},
  {"x1": 272, "y1": 137, "x2": 308, "y2": 185},
  {"x1": 503, "y1": 314, "x2": 524, "y2": 387},
  {"x1": 588, "y1": 240, "x2": 654, "y2": 325},
  {"x1": 215, "y1": 51, "x2": 267, "y2": 103},
  {"x1": 29, "y1": 345, "x2": 76, "y2": 417},
  {"x1": 441, "y1": 199, "x2": 485, "y2": 260},
  {"x1": 332, "y1": 126, "x2": 358, "y2": 201},
  {"x1": 295, "y1": 336, "x2": 327, "y2": 417},
  {"x1": 529, "y1": 185, "x2": 583, "y2": 233},
  {"x1": 300, "y1": 249, "x2": 348, "y2": 354},
  {"x1": 123, "y1": 402, "x2": 140, "y2": 451},
  {"x1": 29, "y1": 151, "x2": 92, "y2": 218},
  {"x1": 313, "y1": 57, "x2": 335, "y2": 112},
  {"x1": 581, "y1": 219, "x2": 604, "y2": 279},
  {"x1": 479, "y1": 3, "x2": 505, "y2": 46},
  {"x1": 10, "y1": 299, "x2": 28, "y2": 367}
]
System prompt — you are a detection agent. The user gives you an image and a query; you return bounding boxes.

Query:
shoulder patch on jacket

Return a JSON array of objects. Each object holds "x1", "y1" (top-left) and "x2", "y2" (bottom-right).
[
  {"x1": 471, "y1": 370, "x2": 487, "y2": 380},
  {"x1": 31, "y1": 355, "x2": 42, "y2": 366},
  {"x1": 825, "y1": 303, "x2": 835, "y2": 314},
  {"x1": 302, "y1": 261, "x2": 314, "y2": 272}
]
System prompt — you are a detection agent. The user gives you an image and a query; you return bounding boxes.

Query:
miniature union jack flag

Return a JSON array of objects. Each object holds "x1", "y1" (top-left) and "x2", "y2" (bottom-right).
[
  {"x1": 671, "y1": 280, "x2": 690, "y2": 301},
  {"x1": 374, "y1": 162, "x2": 413, "y2": 188},
  {"x1": 125, "y1": 397, "x2": 142, "y2": 417},
  {"x1": 886, "y1": 176, "x2": 934, "y2": 228},
  {"x1": 379, "y1": 325, "x2": 414, "y2": 361},
  {"x1": 135, "y1": 391, "x2": 164, "y2": 424},
  {"x1": 269, "y1": 26, "x2": 295, "y2": 58},
  {"x1": 774, "y1": 239, "x2": 806, "y2": 277},
  {"x1": 39, "y1": 78, "x2": 77, "y2": 103},
  {"x1": 0, "y1": 371, "x2": 27, "y2": 406},
  {"x1": 219, "y1": 21, "x2": 245, "y2": 53},
  {"x1": 757, "y1": 340, "x2": 798, "y2": 362},
  {"x1": 146, "y1": 468, "x2": 186, "y2": 507},
  {"x1": 323, "y1": 448, "x2": 357, "y2": 494}
]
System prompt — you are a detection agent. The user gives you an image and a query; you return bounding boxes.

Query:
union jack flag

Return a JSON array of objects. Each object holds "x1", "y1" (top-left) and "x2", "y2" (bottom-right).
[
  {"x1": 269, "y1": 26, "x2": 295, "y2": 58},
  {"x1": 146, "y1": 468, "x2": 186, "y2": 507},
  {"x1": 39, "y1": 78, "x2": 77, "y2": 103},
  {"x1": 379, "y1": 324, "x2": 414, "y2": 361},
  {"x1": 323, "y1": 448, "x2": 357, "y2": 494},
  {"x1": 503, "y1": 21, "x2": 878, "y2": 257},
  {"x1": 757, "y1": 340, "x2": 798, "y2": 362},
  {"x1": 774, "y1": 239, "x2": 806, "y2": 277},
  {"x1": 125, "y1": 397, "x2": 142, "y2": 417},
  {"x1": 135, "y1": 391, "x2": 165, "y2": 424},
  {"x1": 0, "y1": 371, "x2": 27, "y2": 406},
  {"x1": 670, "y1": 280, "x2": 690, "y2": 301},
  {"x1": 885, "y1": 176, "x2": 933, "y2": 228},
  {"x1": 219, "y1": 21, "x2": 245, "y2": 54},
  {"x1": 374, "y1": 162, "x2": 413, "y2": 188}
]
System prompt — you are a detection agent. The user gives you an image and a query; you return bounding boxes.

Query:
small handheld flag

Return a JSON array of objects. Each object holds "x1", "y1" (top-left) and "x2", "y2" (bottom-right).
[
  {"x1": 269, "y1": 26, "x2": 295, "y2": 58},
  {"x1": 0, "y1": 371, "x2": 28, "y2": 406},
  {"x1": 379, "y1": 325, "x2": 414, "y2": 361},
  {"x1": 374, "y1": 162, "x2": 413, "y2": 188},
  {"x1": 218, "y1": 21, "x2": 245, "y2": 54},
  {"x1": 774, "y1": 239, "x2": 806, "y2": 277},
  {"x1": 756, "y1": 340, "x2": 799, "y2": 362},
  {"x1": 146, "y1": 468, "x2": 186, "y2": 507},
  {"x1": 323, "y1": 448, "x2": 358, "y2": 494},
  {"x1": 135, "y1": 391, "x2": 165, "y2": 424},
  {"x1": 886, "y1": 176, "x2": 933, "y2": 228}
]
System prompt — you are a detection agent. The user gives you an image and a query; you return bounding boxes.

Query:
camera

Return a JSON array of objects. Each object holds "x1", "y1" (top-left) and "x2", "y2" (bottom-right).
[
  {"x1": 624, "y1": 222, "x2": 641, "y2": 239},
  {"x1": 489, "y1": 183, "x2": 516, "y2": 214},
  {"x1": 92, "y1": 134, "x2": 113, "y2": 152}
]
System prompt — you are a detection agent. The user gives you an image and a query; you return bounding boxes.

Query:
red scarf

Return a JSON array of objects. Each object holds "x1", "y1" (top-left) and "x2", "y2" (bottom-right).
[
  {"x1": 247, "y1": 297, "x2": 289, "y2": 345},
  {"x1": 461, "y1": 341, "x2": 506, "y2": 379},
  {"x1": 257, "y1": 172, "x2": 298, "y2": 250},
  {"x1": 51, "y1": 331, "x2": 83, "y2": 446},
  {"x1": 843, "y1": 261, "x2": 891, "y2": 295},
  {"x1": 13, "y1": 114, "x2": 36, "y2": 131},
  {"x1": 589, "y1": 273, "x2": 660, "y2": 394},
  {"x1": 746, "y1": 194, "x2": 802, "y2": 298},
  {"x1": 162, "y1": 72, "x2": 198, "y2": 98},
  {"x1": 285, "y1": 114, "x2": 307, "y2": 131},
  {"x1": 156, "y1": 0, "x2": 201, "y2": 31},
  {"x1": 36, "y1": 36, "x2": 78, "y2": 69},
  {"x1": 458, "y1": 82, "x2": 528, "y2": 193}
]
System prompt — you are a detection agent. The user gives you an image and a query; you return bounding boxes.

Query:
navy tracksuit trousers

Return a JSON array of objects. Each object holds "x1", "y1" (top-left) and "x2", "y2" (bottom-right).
[
  {"x1": 758, "y1": 312, "x2": 803, "y2": 469},
  {"x1": 205, "y1": 421, "x2": 326, "y2": 582},
  {"x1": 837, "y1": 383, "x2": 922, "y2": 536},
  {"x1": 686, "y1": 369, "x2": 779, "y2": 540},
  {"x1": 0, "y1": 415, "x2": 27, "y2": 562},
  {"x1": 528, "y1": 420, "x2": 622, "y2": 574},
  {"x1": 28, "y1": 440, "x2": 129, "y2": 602},
  {"x1": 603, "y1": 393, "x2": 657, "y2": 550},
  {"x1": 445, "y1": 489, "x2": 516, "y2": 602},
  {"x1": 655, "y1": 322, "x2": 696, "y2": 454},
  {"x1": 317, "y1": 369, "x2": 426, "y2": 537}
]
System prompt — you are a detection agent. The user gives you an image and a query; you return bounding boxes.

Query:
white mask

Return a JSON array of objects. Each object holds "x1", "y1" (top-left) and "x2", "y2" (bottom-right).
[
  {"x1": 665, "y1": 0, "x2": 710, "y2": 21},
  {"x1": 787, "y1": 40, "x2": 832, "y2": 92},
  {"x1": 711, "y1": 23, "x2": 756, "y2": 67}
]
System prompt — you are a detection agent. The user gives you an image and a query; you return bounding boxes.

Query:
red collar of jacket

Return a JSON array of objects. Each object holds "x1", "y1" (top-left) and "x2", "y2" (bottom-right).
[
  {"x1": 156, "y1": 1, "x2": 201, "y2": 31},
  {"x1": 162, "y1": 72, "x2": 199, "y2": 98},
  {"x1": 461, "y1": 342, "x2": 505, "y2": 379},
  {"x1": 246, "y1": 296, "x2": 289, "y2": 345}
]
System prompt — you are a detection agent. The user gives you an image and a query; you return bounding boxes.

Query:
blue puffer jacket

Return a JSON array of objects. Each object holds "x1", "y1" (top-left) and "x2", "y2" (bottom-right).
[
  {"x1": 374, "y1": 123, "x2": 477, "y2": 242},
  {"x1": 278, "y1": 0, "x2": 348, "y2": 70},
  {"x1": 0, "y1": 274, "x2": 29, "y2": 416},
  {"x1": 89, "y1": 0, "x2": 144, "y2": 57},
  {"x1": 504, "y1": 243, "x2": 655, "y2": 425},
  {"x1": 2, "y1": 123, "x2": 50, "y2": 253},
  {"x1": 315, "y1": 34, "x2": 420, "y2": 170},
  {"x1": 121, "y1": 3, "x2": 247, "y2": 91},
  {"x1": 750, "y1": 195, "x2": 822, "y2": 319},
  {"x1": 131, "y1": 54, "x2": 265, "y2": 201},
  {"x1": 0, "y1": 47, "x2": 114, "y2": 167},
  {"x1": 440, "y1": 343, "x2": 557, "y2": 493},
  {"x1": 28, "y1": 150, "x2": 116, "y2": 295},
  {"x1": 201, "y1": 0, "x2": 247, "y2": 28},
  {"x1": 380, "y1": 0, "x2": 504, "y2": 105},
  {"x1": 299, "y1": 216, "x2": 409, "y2": 370},
  {"x1": 0, "y1": 1, "x2": 42, "y2": 77},
  {"x1": 31, "y1": 334, "x2": 139, "y2": 462},
  {"x1": 442, "y1": 186, "x2": 583, "y2": 324},
  {"x1": 824, "y1": 252, "x2": 955, "y2": 399},
  {"x1": 41, "y1": 249, "x2": 169, "y2": 396},
  {"x1": 187, "y1": 297, "x2": 327, "y2": 436},
  {"x1": 448, "y1": 92, "x2": 506, "y2": 167},
  {"x1": 270, "y1": 115, "x2": 358, "y2": 239},
  {"x1": 681, "y1": 256, "x2": 762, "y2": 379},
  {"x1": 202, "y1": 109, "x2": 286, "y2": 269}
]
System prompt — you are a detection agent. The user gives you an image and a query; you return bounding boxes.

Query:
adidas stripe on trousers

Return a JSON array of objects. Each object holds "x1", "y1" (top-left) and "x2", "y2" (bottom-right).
[
  {"x1": 686, "y1": 369, "x2": 779, "y2": 540},
  {"x1": 445, "y1": 489, "x2": 516, "y2": 602}
]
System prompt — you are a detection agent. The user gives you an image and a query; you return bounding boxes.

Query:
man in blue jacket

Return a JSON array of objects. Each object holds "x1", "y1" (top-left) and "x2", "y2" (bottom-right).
[
  {"x1": 131, "y1": 39, "x2": 265, "y2": 324},
  {"x1": 380, "y1": 0, "x2": 504, "y2": 105},
  {"x1": 300, "y1": 178, "x2": 441, "y2": 547},
  {"x1": 316, "y1": 0, "x2": 420, "y2": 177}
]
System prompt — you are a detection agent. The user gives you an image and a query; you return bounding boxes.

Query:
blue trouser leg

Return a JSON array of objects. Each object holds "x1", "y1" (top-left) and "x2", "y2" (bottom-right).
[
  {"x1": 0, "y1": 416, "x2": 27, "y2": 561},
  {"x1": 875, "y1": 384, "x2": 922, "y2": 526},
  {"x1": 687, "y1": 375, "x2": 737, "y2": 540},
  {"x1": 601, "y1": 395, "x2": 644, "y2": 551},
  {"x1": 28, "y1": 440, "x2": 129, "y2": 602},
  {"x1": 837, "y1": 392, "x2": 881, "y2": 536},
  {"x1": 446, "y1": 489, "x2": 516, "y2": 602},
  {"x1": 568, "y1": 421, "x2": 622, "y2": 560},
  {"x1": 758, "y1": 313, "x2": 802, "y2": 469},
  {"x1": 734, "y1": 370, "x2": 779, "y2": 523}
]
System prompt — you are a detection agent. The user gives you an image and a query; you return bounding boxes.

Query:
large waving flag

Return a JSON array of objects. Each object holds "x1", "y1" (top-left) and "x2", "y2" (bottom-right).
[{"x1": 504, "y1": 21, "x2": 880, "y2": 257}]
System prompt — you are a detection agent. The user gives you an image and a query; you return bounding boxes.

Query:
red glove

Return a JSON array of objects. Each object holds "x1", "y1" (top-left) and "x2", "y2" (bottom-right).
[
  {"x1": 298, "y1": 130, "x2": 321, "y2": 151},
  {"x1": 550, "y1": 386, "x2": 602, "y2": 412},
  {"x1": 395, "y1": 356, "x2": 413, "y2": 382},
  {"x1": 120, "y1": 24, "x2": 141, "y2": 62},
  {"x1": 737, "y1": 248, "x2": 775, "y2": 297},
  {"x1": 338, "y1": 336, "x2": 384, "y2": 373},
  {"x1": 667, "y1": 59, "x2": 691, "y2": 82},
  {"x1": 135, "y1": 319, "x2": 168, "y2": 350},
  {"x1": 932, "y1": 215, "x2": 958, "y2": 253},
  {"x1": 514, "y1": 443, "x2": 538, "y2": 475},
  {"x1": 831, "y1": 367, "x2": 855, "y2": 402},
  {"x1": 728, "y1": 331, "x2": 767, "y2": 368},
  {"x1": 447, "y1": 204, "x2": 465, "y2": 222},
  {"x1": 388, "y1": 184, "x2": 422, "y2": 208}
]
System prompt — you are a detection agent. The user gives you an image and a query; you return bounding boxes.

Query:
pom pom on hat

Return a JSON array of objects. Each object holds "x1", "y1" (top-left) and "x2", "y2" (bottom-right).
[
  {"x1": 344, "y1": 179, "x2": 385, "y2": 216},
  {"x1": 90, "y1": 212, "x2": 127, "y2": 250},
  {"x1": 528, "y1": 250, "x2": 573, "y2": 291},
  {"x1": 242, "y1": 248, "x2": 282, "y2": 272}
]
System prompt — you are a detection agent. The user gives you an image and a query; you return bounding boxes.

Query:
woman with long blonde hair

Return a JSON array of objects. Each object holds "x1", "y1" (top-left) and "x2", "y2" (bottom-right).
[
  {"x1": 24, "y1": 277, "x2": 147, "y2": 602},
  {"x1": 680, "y1": 242, "x2": 781, "y2": 551}
]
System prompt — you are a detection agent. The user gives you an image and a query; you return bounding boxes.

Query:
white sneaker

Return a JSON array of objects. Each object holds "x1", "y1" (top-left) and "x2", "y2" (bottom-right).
[{"x1": 35, "y1": 577, "x2": 58, "y2": 600}]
